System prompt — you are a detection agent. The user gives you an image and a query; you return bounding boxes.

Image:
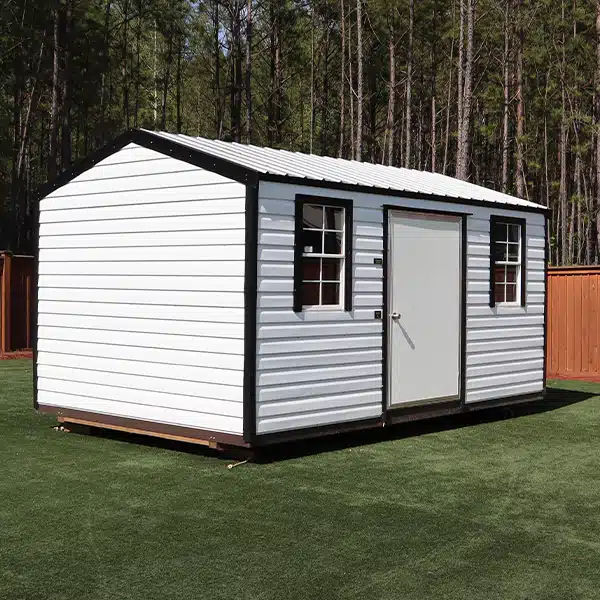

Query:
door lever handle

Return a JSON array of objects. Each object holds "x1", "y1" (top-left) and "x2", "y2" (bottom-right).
[{"x1": 390, "y1": 312, "x2": 401, "y2": 319}]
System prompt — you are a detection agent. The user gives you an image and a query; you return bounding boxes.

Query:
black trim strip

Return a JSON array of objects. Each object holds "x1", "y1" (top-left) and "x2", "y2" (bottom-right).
[
  {"x1": 293, "y1": 194, "x2": 354, "y2": 313},
  {"x1": 489, "y1": 215, "x2": 527, "y2": 307},
  {"x1": 32, "y1": 190, "x2": 40, "y2": 409},
  {"x1": 382, "y1": 204, "x2": 473, "y2": 218},
  {"x1": 386, "y1": 392, "x2": 545, "y2": 425},
  {"x1": 243, "y1": 182, "x2": 259, "y2": 443},
  {"x1": 252, "y1": 417, "x2": 384, "y2": 446},
  {"x1": 460, "y1": 214, "x2": 468, "y2": 404},
  {"x1": 543, "y1": 215, "x2": 549, "y2": 392},
  {"x1": 263, "y1": 173, "x2": 549, "y2": 214},
  {"x1": 381, "y1": 208, "x2": 390, "y2": 415}
]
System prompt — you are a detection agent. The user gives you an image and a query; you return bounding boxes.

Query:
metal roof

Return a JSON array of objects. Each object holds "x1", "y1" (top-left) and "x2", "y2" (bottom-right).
[{"x1": 144, "y1": 130, "x2": 544, "y2": 211}]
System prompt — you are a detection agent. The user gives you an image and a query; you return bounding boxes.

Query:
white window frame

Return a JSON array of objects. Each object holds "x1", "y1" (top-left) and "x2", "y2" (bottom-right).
[
  {"x1": 490, "y1": 217, "x2": 526, "y2": 307},
  {"x1": 301, "y1": 203, "x2": 346, "y2": 310}
]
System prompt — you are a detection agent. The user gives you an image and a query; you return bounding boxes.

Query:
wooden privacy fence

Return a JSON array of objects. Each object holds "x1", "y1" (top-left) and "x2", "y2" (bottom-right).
[
  {"x1": 547, "y1": 266, "x2": 600, "y2": 380},
  {"x1": 0, "y1": 252, "x2": 34, "y2": 353}
]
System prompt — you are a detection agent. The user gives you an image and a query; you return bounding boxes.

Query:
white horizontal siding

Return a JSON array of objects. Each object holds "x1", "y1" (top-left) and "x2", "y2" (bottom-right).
[
  {"x1": 464, "y1": 213, "x2": 545, "y2": 402},
  {"x1": 255, "y1": 181, "x2": 546, "y2": 434},
  {"x1": 37, "y1": 143, "x2": 246, "y2": 435}
]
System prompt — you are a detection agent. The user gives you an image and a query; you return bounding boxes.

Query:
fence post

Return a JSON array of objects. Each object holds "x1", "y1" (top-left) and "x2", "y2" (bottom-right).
[{"x1": 1, "y1": 251, "x2": 12, "y2": 353}]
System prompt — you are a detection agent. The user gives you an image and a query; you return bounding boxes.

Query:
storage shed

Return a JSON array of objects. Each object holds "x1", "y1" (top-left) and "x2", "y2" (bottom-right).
[{"x1": 34, "y1": 130, "x2": 548, "y2": 449}]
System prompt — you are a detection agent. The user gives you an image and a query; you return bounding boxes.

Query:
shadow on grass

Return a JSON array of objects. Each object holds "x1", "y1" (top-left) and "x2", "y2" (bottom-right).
[
  {"x1": 59, "y1": 384, "x2": 597, "y2": 464},
  {"x1": 257, "y1": 385, "x2": 598, "y2": 463}
]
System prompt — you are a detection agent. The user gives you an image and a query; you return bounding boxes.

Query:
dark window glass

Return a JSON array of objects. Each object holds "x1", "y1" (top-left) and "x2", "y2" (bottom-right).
[
  {"x1": 300, "y1": 229, "x2": 322, "y2": 254},
  {"x1": 301, "y1": 282, "x2": 320, "y2": 306},
  {"x1": 324, "y1": 231, "x2": 343, "y2": 254},
  {"x1": 303, "y1": 204, "x2": 323, "y2": 229},
  {"x1": 505, "y1": 284, "x2": 517, "y2": 302},
  {"x1": 322, "y1": 258, "x2": 341, "y2": 281},
  {"x1": 324, "y1": 206, "x2": 344, "y2": 231},
  {"x1": 321, "y1": 283, "x2": 340, "y2": 305},
  {"x1": 302, "y1": 257, "x2": 321, "y2": 281}
]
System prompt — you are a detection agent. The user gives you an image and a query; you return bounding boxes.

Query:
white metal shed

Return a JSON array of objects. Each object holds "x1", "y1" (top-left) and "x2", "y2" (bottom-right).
[{"x1": 34, "y1": 130, "x2": 548, "y2": 449}]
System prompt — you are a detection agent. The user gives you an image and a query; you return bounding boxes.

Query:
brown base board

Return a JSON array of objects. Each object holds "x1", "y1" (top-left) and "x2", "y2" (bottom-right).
[{"x1": 38, "y1": 405, "x2": 250, "y2": 449}]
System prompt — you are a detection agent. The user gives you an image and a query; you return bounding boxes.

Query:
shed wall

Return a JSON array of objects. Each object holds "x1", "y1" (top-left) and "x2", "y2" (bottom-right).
[
  {"x1": 255, "y1": 181, "x2": 545, "y2": 434},
  {"x1": 37, "y1": 143, "x2": 246, "y2": 435}
]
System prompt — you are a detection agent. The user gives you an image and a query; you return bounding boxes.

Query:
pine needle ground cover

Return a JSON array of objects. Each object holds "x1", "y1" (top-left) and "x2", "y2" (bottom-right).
[{"x1": 2, "y1": 359, "x2": 600, "y2": 600}]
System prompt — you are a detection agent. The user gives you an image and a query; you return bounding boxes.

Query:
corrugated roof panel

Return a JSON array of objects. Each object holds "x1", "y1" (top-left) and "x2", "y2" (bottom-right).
[{"x1": 144, "y1": 130, "x2": 545, "y2": 210}]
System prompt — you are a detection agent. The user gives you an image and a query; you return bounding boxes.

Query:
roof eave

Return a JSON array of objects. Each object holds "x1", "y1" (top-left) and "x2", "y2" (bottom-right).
[{"x1": 37, "y1": 129, "x2": 260, "y2": 200}]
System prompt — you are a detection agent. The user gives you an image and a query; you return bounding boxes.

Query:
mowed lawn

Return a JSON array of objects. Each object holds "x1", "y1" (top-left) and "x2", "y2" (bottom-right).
[{"x1": 2, "y1": 360, "x2": 600, "y2": 600}]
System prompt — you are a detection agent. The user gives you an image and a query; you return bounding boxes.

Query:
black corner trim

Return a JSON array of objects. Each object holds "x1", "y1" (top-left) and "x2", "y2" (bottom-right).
[
  {"x1": 542, "y1": 215, "x2": 549, "y2": 392},
  {"x1": 243, "y1": 182, "x2": 259, "y2": 443},
  {"x1": 37, "y1": 129, "x2": 259, "y2": 199},
  {"x1": 293, "y1": 194, "x2": 354, "y2": 313},
  {"x1": 489, "y1": 215, "x2": 527, "y2": 308},
  {"x1": 32, "y1": 190, "x2": 40, "y2": 410}
]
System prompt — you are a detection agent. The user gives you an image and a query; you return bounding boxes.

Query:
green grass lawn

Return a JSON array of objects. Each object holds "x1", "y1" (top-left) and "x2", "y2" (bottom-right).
[{"x1": 2, "y1": 360, "x2": 600, "y2": 600}]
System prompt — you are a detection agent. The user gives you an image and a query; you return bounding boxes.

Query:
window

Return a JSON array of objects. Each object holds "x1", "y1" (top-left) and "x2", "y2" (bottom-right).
[
  {"x1": 490, "y1": 216, "x2": 526, "y2": 306},
  {"x1": 293, "y1": 196, "x2": 353, "y2": 312}
]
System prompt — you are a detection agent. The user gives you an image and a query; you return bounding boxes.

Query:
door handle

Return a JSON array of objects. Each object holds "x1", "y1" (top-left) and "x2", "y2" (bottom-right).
[{"x1": 390, "y1": 312, "x2": 401, "y2": 319}]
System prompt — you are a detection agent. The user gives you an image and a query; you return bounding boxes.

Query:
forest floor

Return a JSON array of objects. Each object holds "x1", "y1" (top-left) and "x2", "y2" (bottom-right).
[{"x1": 2, "y1": 359, "x2": 600, "y2": 600}]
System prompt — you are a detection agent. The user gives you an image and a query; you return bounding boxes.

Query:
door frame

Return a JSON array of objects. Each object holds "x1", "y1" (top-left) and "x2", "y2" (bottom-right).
[{"x1": 382, "y1": 205, "x2": 469, "y2": 418}]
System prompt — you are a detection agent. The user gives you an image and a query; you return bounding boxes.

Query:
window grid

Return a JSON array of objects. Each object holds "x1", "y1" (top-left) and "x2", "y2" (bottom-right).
[
  {"x1": 493, "y1": 222, "x2": 521, "y2": 305},
  {"x1": 301, "y1": 204, "x2": 345, "y2": 308}
]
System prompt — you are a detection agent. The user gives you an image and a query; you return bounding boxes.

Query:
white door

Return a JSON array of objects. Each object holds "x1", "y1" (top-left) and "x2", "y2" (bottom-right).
[{"x1": 387, "y1": 211, "x2": 462, "y2": 407}]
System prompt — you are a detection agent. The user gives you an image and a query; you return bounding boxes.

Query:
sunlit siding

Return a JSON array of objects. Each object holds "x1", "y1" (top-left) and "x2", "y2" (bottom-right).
[
  {"x1": 37, "y1": 143, "x2": 246, "y2": 435},
  {"x1": 255, "y1": 181, "x2": 545, "y2": 434}
]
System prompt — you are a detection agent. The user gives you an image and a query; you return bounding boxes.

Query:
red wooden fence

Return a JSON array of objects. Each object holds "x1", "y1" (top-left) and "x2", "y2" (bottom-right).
[
  {"x1": 547, "y1": 266, "x2": 600, "y2": 381},
  {"x1": 0, "y1": 252, "x2": 34, "y2": 353}
]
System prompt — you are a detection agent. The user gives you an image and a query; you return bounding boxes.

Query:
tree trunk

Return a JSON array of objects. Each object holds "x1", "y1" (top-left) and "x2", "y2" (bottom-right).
[
  {"x1": 99, "y1": 0, "x2": 111, "y2": 143},
  {"x1": 443, "y1": 1, "x2": 455, "y2": 176},
  {"x1": 355, "y1": 0, "x2": 363, "y2": 161},
  {"x1": 385, "y1": 10, "x2": 395, "y2": 166},
  {"x1": 245, "y1": 0, "x2": 253, "y2": 142},
  {"x1": 61, "y1": 0, "x2": 73, "y2": 170},
  {"x1": 404, "y1": 0, "x2": 414, "y2": 168},
  {"x1": 596, "y1": 0, "x2": 600, "y2": 262},
  {"x1": 176, "y1": 32, "x2": 182, "y2": 133},
  {"x1": 48, "y1": 0, "x2": 61, "y2": 181},
  {"x1": 161, "y1": 30, "x2": 173, "y2": 130},
  {"x1": 310, "y1": 6, "x2": 315, "y2": 153},
  {"x1": 214, "y1": 0, "x2": 222, "y2": 137},
  {"x1": 338, "y1": 0, "x2": 345, "y2": 157},
  {"x1": 134, "y1": 0, "x2": 142, "y2": 127},
  {"x1": 122, "y1": 0, "x2": 130, "y2": 129},
  {"x1": 560, "y1": 0, "x2": 568, "y2": 264},
  {"x1": 515, "y1": 2, "x2": 525, "y2": 198},
  {"x1": 456, "y1": 0, "x2": 474, "y2": 180},
  {"x1": 502, "y1": 0, "x2": 510, "y2": 193}
]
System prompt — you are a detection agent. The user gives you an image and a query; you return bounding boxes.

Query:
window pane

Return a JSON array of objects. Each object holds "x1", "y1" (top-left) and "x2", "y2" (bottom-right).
[
  {"x1": 322, "y1": 258, "x2": 342, "y2": 281},
  {"x1": 302, "y1": 257, "x2": 321, "y2": 280},
  {"x1": 507, "y1": 243, "x2": 519, "y2": 262},
  {"x1": 324, "y1": 206, "x2": 344, "y2": 231},
  {"x1": 508, "y1": 224, "x2": 520, "y2": 243},
  {"x1": 301, "y1": 282, "x2": 320, "y2": 306},
  {"x1": 506, "y1": 265, "x2": 518, "y2": 283},
  {"x1": 495, "y1": 265, "x2": 506, "y2": 284},
  {"x1": 301, "y1": 228, "x2": 322, "y2": 254},
  {"x1": 303, "y1": 204, "x2": 323, "y2": 229},
  {"x1": 324, "y1": 230, "x2": 343, "y2": 254},
  {"x1": 322, "y1": 283, "x2": 340, "y2": 305},
  {"x1": 495, "y1": 283, "x2": 505, "y2": 303},
  {"x1": 494, "y1": 242, "x2": 507, "y2": 262},
  {"x1": 492, "y1": 221, "x2": 507, "y2": 243},
  {"x1": 506, "y1": 283, "x2": 517, "y2": 302}
]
